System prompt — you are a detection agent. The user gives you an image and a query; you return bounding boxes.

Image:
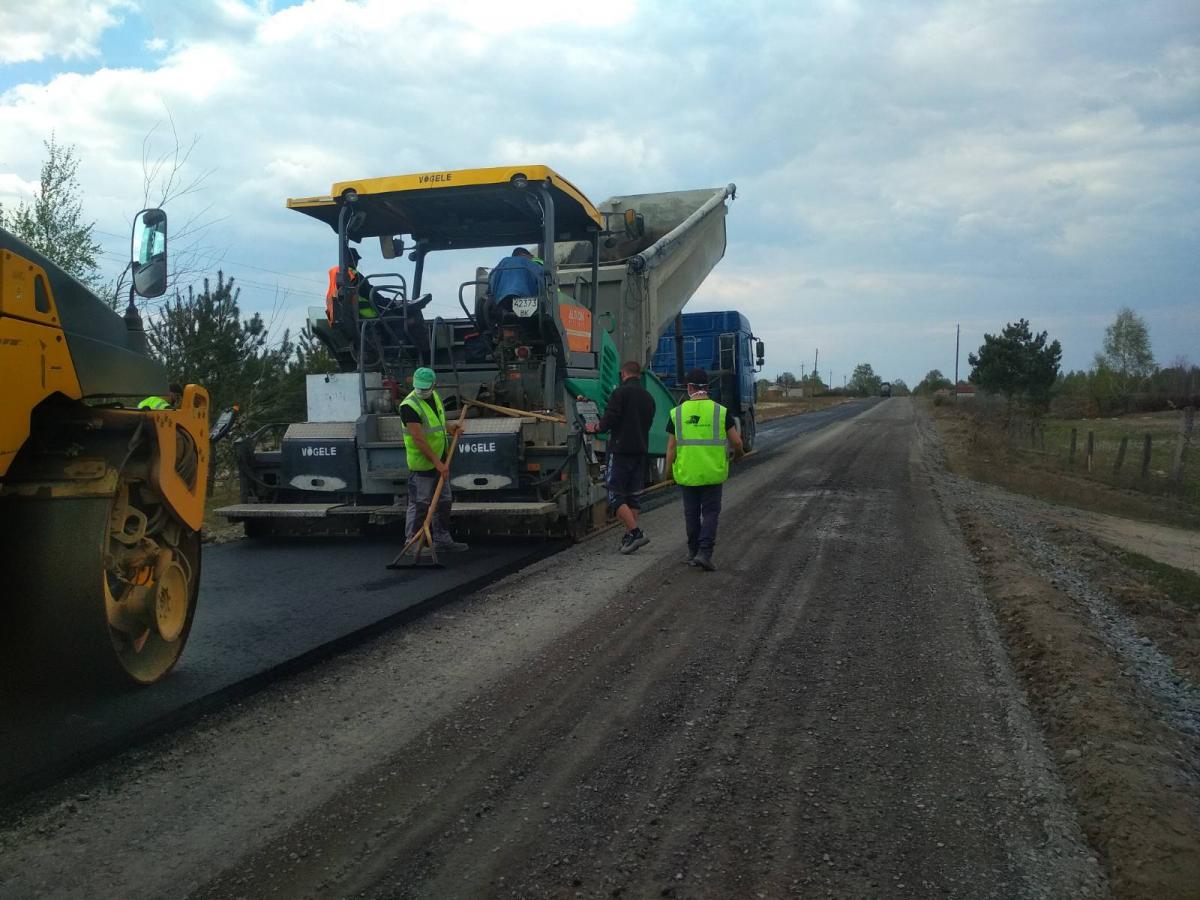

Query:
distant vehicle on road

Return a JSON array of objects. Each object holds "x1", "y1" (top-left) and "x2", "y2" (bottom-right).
[{"x1": 880, "y1": 382, "x2": 892, "y2": 398}]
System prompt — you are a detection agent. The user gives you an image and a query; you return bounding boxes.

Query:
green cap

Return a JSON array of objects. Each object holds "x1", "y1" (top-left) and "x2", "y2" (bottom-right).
[{"x1": 412, "y1": 367, "x2": 436, "y2": 389}]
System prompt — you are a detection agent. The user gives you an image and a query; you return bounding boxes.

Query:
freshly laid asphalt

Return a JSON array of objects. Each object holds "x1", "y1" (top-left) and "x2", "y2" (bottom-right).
[{"x1": 0, "y1": 399, "x2": 873, "y2": 805}]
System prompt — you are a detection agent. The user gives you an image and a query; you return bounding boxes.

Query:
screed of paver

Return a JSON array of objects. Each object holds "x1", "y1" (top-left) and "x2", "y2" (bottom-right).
[{"x1": 0, "y1": 400, "x2": 1102, "y2": 900}]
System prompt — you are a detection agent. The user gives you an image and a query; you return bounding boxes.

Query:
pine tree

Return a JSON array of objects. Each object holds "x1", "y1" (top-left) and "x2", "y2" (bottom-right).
[{"x1": 968, "y1": 319, "x2": 1062, "y2": 410}]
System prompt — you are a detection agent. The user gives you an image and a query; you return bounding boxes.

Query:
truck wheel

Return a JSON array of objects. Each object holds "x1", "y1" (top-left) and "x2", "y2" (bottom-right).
[{"x1": 742, "y1": 409, "x2": 756, "y2": 452}]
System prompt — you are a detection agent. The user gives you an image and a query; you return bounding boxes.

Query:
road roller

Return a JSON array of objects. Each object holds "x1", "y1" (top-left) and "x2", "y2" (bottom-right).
[{"x1": 0, "y1": 209, "x2": 210, "y2": 686}]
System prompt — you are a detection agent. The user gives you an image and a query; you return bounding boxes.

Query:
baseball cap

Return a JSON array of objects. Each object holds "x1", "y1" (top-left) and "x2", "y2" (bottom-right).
[
  {"x1": 685, "y1": 367, "x2": 709, "y2": 387},
  {"x1": 412, "y1": 367, "x2": 436, "y2": 389}
]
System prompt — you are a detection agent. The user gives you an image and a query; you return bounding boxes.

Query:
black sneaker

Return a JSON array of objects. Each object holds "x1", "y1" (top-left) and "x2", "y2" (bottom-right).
[
  {"x1": 684, "y1": 550, "x2": 698, "y2": 565},
  {"x1": 621, "y1": 530, "x2": 650, "y2": 555},
  {"x1": 691, "y1": 552, "x2": 716, "y2": 571},
  {"x1": 618, "y1": 531, "x2": 633, "y2": 552}
]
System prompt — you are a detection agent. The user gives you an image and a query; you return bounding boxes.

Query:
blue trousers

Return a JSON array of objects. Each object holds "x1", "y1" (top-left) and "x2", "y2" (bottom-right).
[{"x1": 681, "y1": 483, "x2": 723, "y2": 555}]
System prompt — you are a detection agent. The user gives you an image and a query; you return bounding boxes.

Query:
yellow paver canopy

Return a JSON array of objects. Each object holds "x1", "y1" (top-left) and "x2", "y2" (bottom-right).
[{"x1": 287, "y1": 165, "x2": 603, "y2": 251}]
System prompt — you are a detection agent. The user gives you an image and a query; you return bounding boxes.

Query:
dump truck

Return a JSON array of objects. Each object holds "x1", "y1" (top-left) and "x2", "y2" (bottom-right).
[
  {"x1": 0, "y1": 212, "x2": 212, "y2": 685},
  {"x1": 650, "y1": 311, "x2": 764, "y2": 451},
  {"x1": 217, "y1": 166, "x2": 734, "y2": 538}
]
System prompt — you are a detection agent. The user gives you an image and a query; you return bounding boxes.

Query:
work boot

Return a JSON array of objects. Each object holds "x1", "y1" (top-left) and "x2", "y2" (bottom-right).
[
  {"x1": 684, "y1": 549, "x2": 698, "y2": 565},
  {"x1": 691, "y1": 552, "x2": 716, "y2": 572},
  {"x1": 434, "y1": 540, "x2": 470, "y2": 553},
  {"x1": 620, "y1": 528, "x2": 649, "y2": 555}
]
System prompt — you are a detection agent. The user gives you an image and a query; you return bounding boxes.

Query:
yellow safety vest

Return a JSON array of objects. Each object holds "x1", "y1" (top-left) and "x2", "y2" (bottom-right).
[
  {"x1": 400, "y1": 390, "x2": 447, "y2": 472},
  {"x1": 138, "y1": 396, "x2": 170, "y2": 410},
  {"x1": 671, "y1": 398, "x2": 729, "y2": 486}
]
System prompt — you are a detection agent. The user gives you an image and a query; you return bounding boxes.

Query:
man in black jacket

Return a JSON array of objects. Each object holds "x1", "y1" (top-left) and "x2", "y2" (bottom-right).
[{"x1": 586, "y1": 360, "x2": 657, "y2": 554}]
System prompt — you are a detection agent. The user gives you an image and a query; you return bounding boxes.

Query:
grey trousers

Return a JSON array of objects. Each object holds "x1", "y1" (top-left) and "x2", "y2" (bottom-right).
[{"x1": 405, "y1": 470, "x2": 454, "y2": 543}]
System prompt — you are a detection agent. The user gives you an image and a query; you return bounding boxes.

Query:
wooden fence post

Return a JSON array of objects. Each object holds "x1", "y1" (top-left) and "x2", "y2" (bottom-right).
[
  {"x1": 1114, "y1": 436, "x2": 1128, "y2": 474},
  {"x1": 1172, "y1": 406, "x2": 1196, "y2": 486},
  {"x1": 1141, "y1": 434, "x2": 1153, "y2": 478},
  {"x1": 1069, "y1": 428, "x2": 1077, "y2": 464},
  {"x1": 1086, "y1": 431, "x2": 1095, "y2": 473}
]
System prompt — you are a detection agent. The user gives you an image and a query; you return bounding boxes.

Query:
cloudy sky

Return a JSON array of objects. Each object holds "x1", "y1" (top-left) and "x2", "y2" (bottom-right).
[{"x1": 1, "y1": 0, "x2": 1196, "y2": 387}]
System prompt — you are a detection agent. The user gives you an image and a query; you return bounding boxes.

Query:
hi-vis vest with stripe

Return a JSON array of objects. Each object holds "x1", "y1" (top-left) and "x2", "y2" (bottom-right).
[
  {"x1": 138, "y1": 396, "x2": 170, "y2": 410},
  {"x1": 400, "y1": 390, "x2": 447, "y2": 472},
  {"x1": 671, "y1": 398, "x2": 729, "y2": 486}
]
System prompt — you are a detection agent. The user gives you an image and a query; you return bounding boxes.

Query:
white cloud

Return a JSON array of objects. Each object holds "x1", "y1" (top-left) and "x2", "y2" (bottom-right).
[
  {"x1": 0, "y1": 172, "x2": 39, "y2": 207},
  {"x1": 0, "y1": 0, "x2": 130, "y2": 63},
  {"x1": 0, "y1": 0, "x2": 1195, "y2": 384}
]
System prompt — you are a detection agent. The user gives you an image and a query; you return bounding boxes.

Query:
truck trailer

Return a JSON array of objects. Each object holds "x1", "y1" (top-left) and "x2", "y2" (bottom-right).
[{"x1": 217, "y1": 165, "x2": 736, "y2": 538}]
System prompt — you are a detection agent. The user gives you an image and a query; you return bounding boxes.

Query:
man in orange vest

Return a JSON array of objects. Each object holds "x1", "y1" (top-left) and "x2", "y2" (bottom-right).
[
  {"x1": 326, "y1": 247, "x2": 376, "y2": 324},
  {"x1": 326, "y1": 248, "x2": 434, "y2": 363}
]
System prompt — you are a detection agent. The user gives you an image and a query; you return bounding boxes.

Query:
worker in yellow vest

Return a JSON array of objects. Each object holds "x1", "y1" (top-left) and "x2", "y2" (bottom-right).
[
  {"x1": 399, "y1": 367, "x2": 468, "y2": 552},
  {"x1": 138, "y1": 382, "x2": 182, "y2": 410},
  {"x1": 665, "y1": 367, "x2": 744, "y2": 571}
]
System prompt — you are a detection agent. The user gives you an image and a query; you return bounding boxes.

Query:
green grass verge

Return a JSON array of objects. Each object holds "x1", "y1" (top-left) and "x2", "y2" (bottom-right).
[{"x1": 1118, "y1": 550, "x2": 1200, "y2": 613}]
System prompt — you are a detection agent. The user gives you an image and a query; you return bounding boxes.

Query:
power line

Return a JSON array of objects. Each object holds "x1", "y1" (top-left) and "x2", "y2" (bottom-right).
[{"x1": 94, "y1": 228, "x2": 324, "y2": 288}]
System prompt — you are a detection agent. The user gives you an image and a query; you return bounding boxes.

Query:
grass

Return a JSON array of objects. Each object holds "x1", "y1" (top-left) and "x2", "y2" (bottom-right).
[
  {"x1": 1117, "y1": 550, "x2": 1200, "y2": 613},
  {"x1": 928, "y1": 401, "x2": 1200, "y2": 531},
  {"x1": 756, "y1": 396, "x2": 853, "y2": 422},
  {"x1": 202, "y1": 477, "x2": 243, "y2": 535},
  {"x1": 1035, "y1": 410, "x2": 1200, "y2": 506}
]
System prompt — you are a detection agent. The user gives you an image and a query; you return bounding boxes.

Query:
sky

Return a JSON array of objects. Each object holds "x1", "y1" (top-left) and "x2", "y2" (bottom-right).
[{"x1": 1, "y1": 0, "x2": 1197, "y2": 388}]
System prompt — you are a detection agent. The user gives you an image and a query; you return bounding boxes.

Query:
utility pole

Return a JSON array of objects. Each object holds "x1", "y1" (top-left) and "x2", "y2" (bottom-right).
[
  {"x1": 954, "y1": 324, "x2": 961, "y2": 402},
  {"x1": 800, "y1": 363, "x2": 806, "y2": 398},
  {"x1": 813, "y1": 348, "x2": 819, "y2": 386}
]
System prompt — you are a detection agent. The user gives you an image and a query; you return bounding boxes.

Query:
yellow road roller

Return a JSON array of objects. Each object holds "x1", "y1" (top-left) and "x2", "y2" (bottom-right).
[{"x1": 0, "y1": 210, "x2": 210, "y2": 686}]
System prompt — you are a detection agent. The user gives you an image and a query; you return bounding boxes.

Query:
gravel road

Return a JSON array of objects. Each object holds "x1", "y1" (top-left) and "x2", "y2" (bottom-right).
[{"x1": 0, "y1": 399, "x2": 1103, "y2": 898}]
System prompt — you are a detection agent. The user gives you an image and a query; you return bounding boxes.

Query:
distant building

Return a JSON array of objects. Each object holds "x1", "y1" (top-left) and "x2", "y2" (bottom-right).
[
  {"x1": 955, "y1": 381, "x2": 976, "y2": 399},
  {"x1": 764, "y1": 382, "x2": 785, "y2": 400}
]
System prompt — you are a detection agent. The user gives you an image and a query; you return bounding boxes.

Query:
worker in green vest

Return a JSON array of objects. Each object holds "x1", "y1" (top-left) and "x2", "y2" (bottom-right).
[
  {"x1": 665, "y1": 367, "x2": 744, "y2": 571},
  {"x1": 399, "y1": 367, "x2": 469, "y2": 552},
  {"x1": 138, "y1": 382, "x2": 182, "y2": 410}
]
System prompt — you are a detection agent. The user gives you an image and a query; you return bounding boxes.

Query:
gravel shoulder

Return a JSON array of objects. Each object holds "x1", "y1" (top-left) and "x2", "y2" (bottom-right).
[
  {"x1": 920, "y1": 410, "x2": 1200, "y2": 899},
  {"x1": 0, "y1": 399, "x2": 1102, "y2": 899}
]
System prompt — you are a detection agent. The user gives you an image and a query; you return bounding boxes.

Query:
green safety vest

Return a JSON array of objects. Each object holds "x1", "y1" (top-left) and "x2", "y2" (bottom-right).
[
  {"x1": 138, "y1": 396, "x2": 171, "y2": 410},
  {"x1": 353, "y1": 268, "x2": 377, "y2": 319},
  {"x1": 400, "y1": 390, "x2": 447, "y2": 472},
  {"x1": 671, "y1": 398, "x2": 729, "y2": 486}
]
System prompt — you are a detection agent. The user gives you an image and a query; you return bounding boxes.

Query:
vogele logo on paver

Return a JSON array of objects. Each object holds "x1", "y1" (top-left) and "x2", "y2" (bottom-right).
[{"x1": 301, "y1": 446, "x2": 338, "y2": 457}]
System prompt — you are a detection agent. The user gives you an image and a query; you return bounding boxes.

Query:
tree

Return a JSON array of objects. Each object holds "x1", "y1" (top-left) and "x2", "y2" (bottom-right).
[
  {"x1": 1099, "y1": 307, "x2": 1155, "y2": 384},
  {"x1": 0, "y1": 135, "x2": 104, "y2": 290},
  {"x1": 968, "y1": 318, "x2": 1062, "y2": 409},
  {"x1": 777, "y1": 371, "x2": 798, "y2": 397},
  {"x1": 755, "y1": 378, "x2": 771, "y2": 401},
  {"x1": 273, "y1": 326, "x2": 338, "y2": 423},
  {"x1": 849, "y1": 362, "x2": 882, "y2": 397},
  {"x1": 146, "y1": 271, "x2": 297, "y2": 429},
  {"x1": 914, "y1": 369, "x2": 953, "y2": 395},
  {"x1": 890, "y1": 378, "x2": 910, "y2": 396}
]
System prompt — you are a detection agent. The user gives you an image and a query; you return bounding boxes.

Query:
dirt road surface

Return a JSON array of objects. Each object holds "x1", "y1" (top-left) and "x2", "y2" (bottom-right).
[{"x1": 0, "y1": 400, "x2": 1103, "y2": 898}]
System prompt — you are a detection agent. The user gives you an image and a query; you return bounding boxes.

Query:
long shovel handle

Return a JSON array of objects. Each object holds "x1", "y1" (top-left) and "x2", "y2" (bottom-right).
[{"x1": 423, "y1": 403, "x2": 470, "y2": 522}]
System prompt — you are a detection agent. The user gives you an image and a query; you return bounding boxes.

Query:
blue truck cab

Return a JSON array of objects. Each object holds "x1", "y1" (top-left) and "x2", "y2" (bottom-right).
[{"x1": 651, "y1": 311, "x2": 765, "y2": 450}]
